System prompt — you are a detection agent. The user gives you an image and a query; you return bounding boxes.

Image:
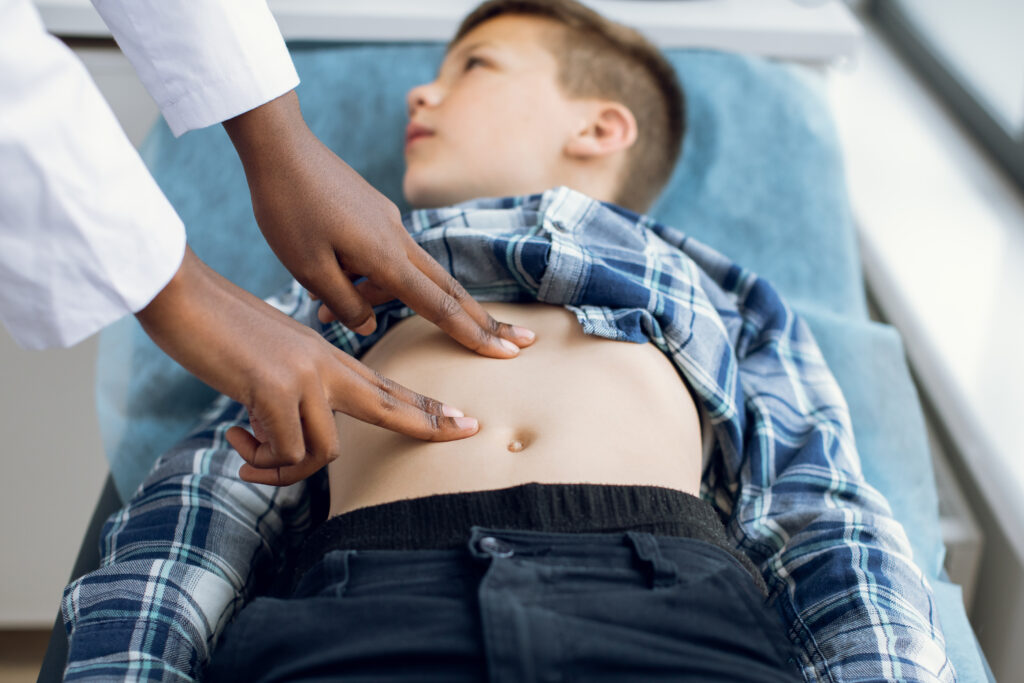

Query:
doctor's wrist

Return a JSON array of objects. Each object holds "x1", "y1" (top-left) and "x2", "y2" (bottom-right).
[{"x1": 222, "y1": 89, "x2": 314, "y2": 171}]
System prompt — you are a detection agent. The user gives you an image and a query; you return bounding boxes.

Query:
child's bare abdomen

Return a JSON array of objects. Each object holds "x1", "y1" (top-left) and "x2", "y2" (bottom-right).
[{"x1": 328, "y1": 302, "x2": 703, "y2": 516}]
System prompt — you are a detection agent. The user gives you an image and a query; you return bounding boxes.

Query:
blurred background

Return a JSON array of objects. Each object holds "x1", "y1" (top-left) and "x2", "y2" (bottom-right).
[{"x1": 2, "y1": 1, "x2": 1021, "y2": 680}]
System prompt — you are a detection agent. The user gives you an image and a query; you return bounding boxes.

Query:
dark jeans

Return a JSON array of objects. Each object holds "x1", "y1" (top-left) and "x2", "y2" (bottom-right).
[{"x1": 206, "y1": 526, "x2": 800, "y2": 682}]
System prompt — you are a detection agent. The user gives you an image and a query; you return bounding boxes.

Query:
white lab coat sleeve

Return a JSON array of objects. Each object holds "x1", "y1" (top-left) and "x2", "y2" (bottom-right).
[
  {"x1": 91, "y1": 0, "x2": 300, "y2": 136},
  {"x1": 0, "y1": 0, "x2": 186, "y2": 350}
]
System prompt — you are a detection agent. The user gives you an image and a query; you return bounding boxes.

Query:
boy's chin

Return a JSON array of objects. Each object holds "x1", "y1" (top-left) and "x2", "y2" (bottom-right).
[{"x1": 403, "y1": 179, "x2": 479, "y2": 210}]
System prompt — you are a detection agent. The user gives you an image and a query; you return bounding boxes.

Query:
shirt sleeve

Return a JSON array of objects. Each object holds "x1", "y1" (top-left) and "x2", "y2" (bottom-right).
[
  {"x1": 644, "y1": 218, "x2": 956, "y2": 682},
  {"x1": 60, "y1": 395, "x2": 314, "y2": 682},
  {"x1": 60, "y1": 286, "x2": 319, "y2": 681},
  {"x1": 90, "y1": 0, "x2": 300, "y2": 136},
  {"x1": 721, "y1": 277, "x2": 956, "y2": 682},
  {"x1": 0, "y1": 0, "x2": 186, "y2": 349}
]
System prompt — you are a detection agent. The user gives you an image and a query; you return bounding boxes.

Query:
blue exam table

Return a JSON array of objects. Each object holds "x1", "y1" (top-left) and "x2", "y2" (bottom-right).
[{"x1": 40, "y1": 44, "x2": 993, "y2": 682}]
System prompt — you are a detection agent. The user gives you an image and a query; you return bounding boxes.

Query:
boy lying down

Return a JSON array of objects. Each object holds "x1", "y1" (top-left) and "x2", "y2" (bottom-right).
[{"x1": 62, "y1": 1, "x2": 954, "y2": 681}]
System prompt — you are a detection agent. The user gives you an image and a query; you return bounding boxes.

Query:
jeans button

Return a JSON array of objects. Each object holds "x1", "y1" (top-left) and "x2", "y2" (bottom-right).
[{"x1": 478, "y1": 536, "x2": 514, "y2": 558}]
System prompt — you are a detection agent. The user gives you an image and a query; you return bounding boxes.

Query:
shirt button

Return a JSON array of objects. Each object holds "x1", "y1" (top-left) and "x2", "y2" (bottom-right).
[{"x1": 478, "y1": 536, "x2": 514, "y2": 558}]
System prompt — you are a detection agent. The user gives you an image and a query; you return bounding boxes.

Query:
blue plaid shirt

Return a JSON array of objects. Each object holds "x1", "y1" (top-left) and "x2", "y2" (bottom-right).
[{"x1": 62, "y1": 188, "x2": 955, "y2": 682}]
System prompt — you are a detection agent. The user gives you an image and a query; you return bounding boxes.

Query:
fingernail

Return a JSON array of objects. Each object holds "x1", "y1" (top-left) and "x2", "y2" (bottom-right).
[
  {"x1": 512, "y1": 326, "x2": 536, "y2": 343},
  {"x1": 499, "y1": 338, "x2": 520, "y2": 354},
  {"x1": 442, "y1": 404, "x2": 465, "y2": 418},
  {"x1": 454, "y1": 416, "x2": 478, "y2": 430}
]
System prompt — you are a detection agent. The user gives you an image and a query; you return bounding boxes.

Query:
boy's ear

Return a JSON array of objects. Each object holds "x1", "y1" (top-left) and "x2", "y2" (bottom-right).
[{"x1": 564, "y1": 101, "x2": 638, "y2": 160}]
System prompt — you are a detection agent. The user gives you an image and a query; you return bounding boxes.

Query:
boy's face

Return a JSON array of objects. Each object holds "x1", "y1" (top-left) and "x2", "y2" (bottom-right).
[{"x1": 403, "y1": 15, "x2": 583, "y2": 208}]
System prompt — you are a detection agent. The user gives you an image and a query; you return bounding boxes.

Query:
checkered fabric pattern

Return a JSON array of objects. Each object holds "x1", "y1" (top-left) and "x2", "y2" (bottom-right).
[{"x1": 63, "y1": 188, "x2": 954, "y2": 682}]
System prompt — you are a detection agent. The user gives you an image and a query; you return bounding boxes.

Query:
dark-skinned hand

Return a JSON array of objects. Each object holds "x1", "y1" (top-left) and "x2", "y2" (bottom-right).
[
  {"x1": 223, "y1": 90, "x2": 535, "y2": 353},
  {"x1": 136, "y1": 248, "x2": 496, "y2": 486},
  {"x1": 182, "y1": 91, "x2": 537, "y2": 483}
]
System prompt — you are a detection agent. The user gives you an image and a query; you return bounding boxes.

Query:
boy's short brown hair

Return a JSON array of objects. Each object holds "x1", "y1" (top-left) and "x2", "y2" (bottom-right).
[{"x1": 453, "y1": 0, "x2": 685, "y2": 212}]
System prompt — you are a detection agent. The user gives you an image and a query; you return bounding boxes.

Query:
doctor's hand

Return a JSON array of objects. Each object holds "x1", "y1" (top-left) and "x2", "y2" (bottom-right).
[
  {"x1": 222, "y1": 91, "x2": 535, "y2": 357},
  {"x1": 135, "y1": 248, "x2": 480, "y2": 486}
]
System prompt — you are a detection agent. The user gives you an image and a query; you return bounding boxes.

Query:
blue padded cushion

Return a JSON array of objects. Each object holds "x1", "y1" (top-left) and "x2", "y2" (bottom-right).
[{"x1": 95, "y1": 44, "x2": 985, "y2": 680}]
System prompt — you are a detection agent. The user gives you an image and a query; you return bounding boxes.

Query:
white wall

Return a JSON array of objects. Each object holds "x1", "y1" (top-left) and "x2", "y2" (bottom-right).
[
  {"x1": 0, "y1": 43, "x2": 158, "y2": 627},
  {"x1": 0, "y1": 332, "x2": 106, "y2": 626},
  {"x1": 898, "y1": 0, "x2": 1024, "y2": 132}
]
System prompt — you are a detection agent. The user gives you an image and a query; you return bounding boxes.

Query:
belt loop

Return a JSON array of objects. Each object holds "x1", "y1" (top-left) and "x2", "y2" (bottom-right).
[
  {"x1": 293, "y1": 549, "x2": 355, "y2": 598},
  {"x1": 625, "y1": 531, "x2": 679, "y2": 589}
]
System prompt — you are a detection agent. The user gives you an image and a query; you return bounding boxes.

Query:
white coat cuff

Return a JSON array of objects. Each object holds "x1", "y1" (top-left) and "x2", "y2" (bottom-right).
[
  {"x1": 91, "y1": 0, "x2": 300, "y2": 137},
  {"x1": 161, "y1": 56, "x2": 299, "y2": 138}
]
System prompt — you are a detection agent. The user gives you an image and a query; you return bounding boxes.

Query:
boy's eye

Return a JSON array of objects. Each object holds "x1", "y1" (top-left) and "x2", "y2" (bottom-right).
[{"x1": 464, "y1": 56, "x2": 486, "y2": 71}]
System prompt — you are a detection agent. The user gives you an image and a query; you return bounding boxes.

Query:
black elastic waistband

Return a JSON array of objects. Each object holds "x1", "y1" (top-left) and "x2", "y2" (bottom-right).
[{"x1": 291, "y1": 483, "x2": 765, "y2": 594}]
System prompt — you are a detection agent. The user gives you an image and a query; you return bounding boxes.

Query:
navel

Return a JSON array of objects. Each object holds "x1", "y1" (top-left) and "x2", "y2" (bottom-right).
[{"x1": 505, "y1": 428, "x2": 536, "y2": 453}]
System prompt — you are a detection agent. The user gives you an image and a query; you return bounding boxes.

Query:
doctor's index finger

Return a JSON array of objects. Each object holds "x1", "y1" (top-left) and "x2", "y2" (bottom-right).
[
  {"x1": 379, "y1": 244, "x2": 535, "y2": 357},
  {"x1": 324, "y1": 351, "x2": 480, "y2": 441}
]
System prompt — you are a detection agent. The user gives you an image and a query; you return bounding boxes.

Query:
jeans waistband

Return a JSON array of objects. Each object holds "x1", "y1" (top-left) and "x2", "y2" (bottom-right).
[{"x1": 290, "y1": 483, "x2": 765, "y2": 594}]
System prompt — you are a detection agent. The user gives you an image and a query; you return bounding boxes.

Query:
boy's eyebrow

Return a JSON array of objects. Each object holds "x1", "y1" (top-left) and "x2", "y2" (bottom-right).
[{"x1": 445, "y1": 40, "x2": 494, "y2": 60}]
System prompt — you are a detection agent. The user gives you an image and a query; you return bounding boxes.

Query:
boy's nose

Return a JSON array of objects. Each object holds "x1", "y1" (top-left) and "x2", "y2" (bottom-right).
[{"x1": 407, "y1": 82, "x2": 442, "y2": 116}]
